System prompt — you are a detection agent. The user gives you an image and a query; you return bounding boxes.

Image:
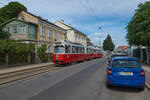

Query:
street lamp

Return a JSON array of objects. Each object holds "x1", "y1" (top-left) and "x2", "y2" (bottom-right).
[{"x1": 98, "y1": 26, "x2": 102, "y2": 47}]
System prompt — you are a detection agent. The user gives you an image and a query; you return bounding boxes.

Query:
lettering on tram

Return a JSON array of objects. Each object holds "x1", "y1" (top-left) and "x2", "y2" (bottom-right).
[{"x1": 53, "y1": 41, "x2": 103, "y2": 65}]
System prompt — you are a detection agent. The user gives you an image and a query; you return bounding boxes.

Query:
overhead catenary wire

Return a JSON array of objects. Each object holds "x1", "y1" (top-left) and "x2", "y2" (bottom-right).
[
  {"x1": 79, "y1": 0, "x2": 92, "y2": 17},
  {"x1": 84, "y1": 0, "x2": 100, "y2": 20}
]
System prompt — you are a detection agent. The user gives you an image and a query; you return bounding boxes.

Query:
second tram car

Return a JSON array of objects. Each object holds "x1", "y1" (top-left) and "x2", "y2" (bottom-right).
[{"x1": 53, "y1": 41, "x2": 103, "y2": 65}]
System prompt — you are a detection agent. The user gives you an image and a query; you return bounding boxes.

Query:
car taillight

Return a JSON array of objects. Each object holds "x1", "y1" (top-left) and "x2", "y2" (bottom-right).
[
  {"x1": 108, "y1": 69, "x2": 112, "y2": 75},
  {"x1": 141, "y1": 70, "x2": 145, "y2": 76}
]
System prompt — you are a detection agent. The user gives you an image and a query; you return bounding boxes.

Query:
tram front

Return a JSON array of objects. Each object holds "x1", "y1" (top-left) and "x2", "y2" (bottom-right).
[{"x1": 53, "y1": 42, "x2": 66, "y2": 64}]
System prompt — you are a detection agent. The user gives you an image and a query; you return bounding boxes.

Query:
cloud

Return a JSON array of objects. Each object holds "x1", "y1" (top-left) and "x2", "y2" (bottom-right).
[
  {"x1": 1, "y1": 0, "x2": 149, "y2": 47},
  {"x1": 15, "y1": 0, "x2": 149, "y2": 18}
]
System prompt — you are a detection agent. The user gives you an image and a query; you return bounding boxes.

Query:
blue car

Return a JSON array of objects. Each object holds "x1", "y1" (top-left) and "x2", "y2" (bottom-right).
[{"x1": 107, "y1": 57, "x2": 145, "y2": 90}]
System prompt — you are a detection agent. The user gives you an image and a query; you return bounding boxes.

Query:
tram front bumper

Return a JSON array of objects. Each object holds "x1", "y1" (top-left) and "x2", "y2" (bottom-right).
[{"x1": 53, "y1": 60, "x2": 65, "y2": 64}]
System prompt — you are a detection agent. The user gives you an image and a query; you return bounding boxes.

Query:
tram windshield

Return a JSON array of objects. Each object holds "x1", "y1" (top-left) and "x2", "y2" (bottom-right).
[{"x1": 55, "y1": 45, "x2": 65, "y2": 53}]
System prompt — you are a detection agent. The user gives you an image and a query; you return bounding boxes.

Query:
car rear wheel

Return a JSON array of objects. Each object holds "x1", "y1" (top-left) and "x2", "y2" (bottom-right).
[
  {"x1": 106, "y1": 82, "x2": 112, "y2": 88},
  {"x1": 139, "y1": 87, "x2": 145, "y2": 91}
]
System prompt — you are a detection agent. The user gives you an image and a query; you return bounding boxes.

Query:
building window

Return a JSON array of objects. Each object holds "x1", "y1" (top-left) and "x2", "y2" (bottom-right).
[
  {"x1": 13, "y1": 24, "x2": 17, "y2": 34},
  {"x1": 41, "y1": 26, "x2": 45, "y2": 37},
  {"x1": 5, "y1": 27, "x2": 10, "y2": 32},
  {"x1": 20, "y1": 24, "x2": 26, "y2": 34},
  {"x1": 59, "y1": 32, "x2": 61, "y2": 40},
  {"x1": 48, "y1": 29, "x2": 51, "y2": 39},
  {"x1": 54, "y1": 30, "x2": 57, "y2": 40},
  {"x1": 29, "y1": 25, "x2": 36, "y2": 34},
  {"x1": 48, "y1": 45, "x2": 51, "y2": 53},
  {"x1": 63, "y1": 34, "x2": 65, "y2": 40}
]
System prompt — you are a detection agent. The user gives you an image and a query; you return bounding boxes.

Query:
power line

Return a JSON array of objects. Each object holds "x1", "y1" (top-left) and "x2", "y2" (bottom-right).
[
  {"x1": 84, "y1": 0, "x2": 101, "y2": 21},
  {"x1": 79, "y1": 0, "x2": 92, "y2": 17}
]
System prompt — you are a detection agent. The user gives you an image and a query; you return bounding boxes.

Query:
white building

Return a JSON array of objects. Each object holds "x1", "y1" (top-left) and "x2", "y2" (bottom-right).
[{"x1": 54, "y1": 20, "x2": 87, "y2": 46}]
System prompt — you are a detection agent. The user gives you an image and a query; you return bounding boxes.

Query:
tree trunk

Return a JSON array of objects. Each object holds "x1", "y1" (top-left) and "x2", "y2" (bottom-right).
[
  {"x1": 146, "y1": 47, "x2": 150, "y2": 64},
  {"x1": 5, "y1": 54, "x2": 9, "y2": 65},
  {"x1": 35, "y1": 43, "x2": 39, "y2": 64},
  {"x1": 28, "y1": 54, "x2": 31, "y2": 64},
  {"x1": 140, "y1": 48, "x2": 143, "y2": 63}
]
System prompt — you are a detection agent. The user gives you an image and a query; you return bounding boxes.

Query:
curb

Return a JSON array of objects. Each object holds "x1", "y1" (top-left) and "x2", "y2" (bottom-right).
[
  {"x1": 145, "y1": 82, "x2": 150, "y2": 90},
  {"x1": 0, "y1": 63, "x2": 54, "y2": 76}
]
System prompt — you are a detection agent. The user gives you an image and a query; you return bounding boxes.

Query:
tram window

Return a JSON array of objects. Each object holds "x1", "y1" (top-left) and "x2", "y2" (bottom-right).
[
  {"x1": 81, "y1": 47, "x2": 84, "y2": 53},
  {"x1": 55, "y1": 45, "x2": 65, "y2": 53},
  {"x1": 65, "y1": 45, "x2": 71, "y2": 53},
  {"x1": 76, "y1": 47, "x2": 79, "y2": 53},
  {"x1": 79, "y1": 47, "x2": 81, "y2": 53},
  {"x1": 72, "y1": 46, "x2": 76, "y2": 53}
]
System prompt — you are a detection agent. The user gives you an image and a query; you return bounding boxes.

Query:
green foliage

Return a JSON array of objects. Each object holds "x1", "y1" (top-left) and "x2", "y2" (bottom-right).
[
  {"x1": 37, "y1": 45, "x2": 49, "y2": 62},
  {"x1": 0, "y1": 1, "x2": 27, "y2": 39},
  {"x1": 0, "y1": 40, "x2": 35, "y2": 64},
  {"x1": 0, "y1": 2, "x2": 27, "y2": 24},
  {"x1": 126, "y1": 1, "x2": 150, "y2": 46},
  {"x1": 103, "y1": 34, "x2": 115, "y2": 51},
  {"x1": 0, "y1": 27, "x2": 10, "y2": 39}
]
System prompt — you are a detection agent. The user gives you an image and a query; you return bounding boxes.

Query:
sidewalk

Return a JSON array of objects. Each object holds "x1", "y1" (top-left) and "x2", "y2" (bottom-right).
[
  {"x1": 0, "y1": 62, "x2": 54, "y2": 75},
  {"x1": 143, "y1": 65, "x2": 150, "y2": 90}
]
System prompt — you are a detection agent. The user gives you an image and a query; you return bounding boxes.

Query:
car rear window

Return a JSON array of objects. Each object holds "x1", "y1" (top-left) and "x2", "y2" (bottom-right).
[
  {"x1": 112, "y1": 60, "x2": 141, "y2": 68},
  {"x1": 111, "y1": 55, "x2": 126, "y2": 59}
]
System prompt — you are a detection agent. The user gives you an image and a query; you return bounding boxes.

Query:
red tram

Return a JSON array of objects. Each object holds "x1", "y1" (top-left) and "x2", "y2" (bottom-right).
[{"x1": 53, "y1": 41, "x2": 103, "y2": 65}]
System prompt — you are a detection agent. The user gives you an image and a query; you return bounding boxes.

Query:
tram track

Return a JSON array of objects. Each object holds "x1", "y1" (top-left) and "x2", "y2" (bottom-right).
[{"x1": 0, "y1": 65, "x2": 62, "y2": 85}]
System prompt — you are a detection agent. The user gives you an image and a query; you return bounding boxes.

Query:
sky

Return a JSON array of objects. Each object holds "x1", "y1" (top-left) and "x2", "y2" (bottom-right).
[{"x1": 0, "y1": 0, "x2": 149, "y2": 47}]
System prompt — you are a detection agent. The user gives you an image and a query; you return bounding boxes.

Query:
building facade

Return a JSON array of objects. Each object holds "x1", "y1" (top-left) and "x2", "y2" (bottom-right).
[
  {"x1": 2, "y1": 18, "x2": 37, "y2": 43},
  {"x1": 3, "y1": 11, "x2": 66, "y2": 53},
  {"x1": 54, "y1": 20, "x2": 87, "y2": 46}
]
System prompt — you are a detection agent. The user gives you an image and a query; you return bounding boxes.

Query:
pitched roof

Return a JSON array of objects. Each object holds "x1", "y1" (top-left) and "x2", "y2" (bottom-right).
[
  {"x1": 1, "y1": 18, "x2": 38, "y2": 26},
  {"x1": 56, "y1": 21, "x2": 87, "y2": 36},
  {"x1": 23, "y1": 11, "x2": 66, "y2": 32},
  {"x1": 118, "y1": 46, "x2": 128, "y2": 49}
]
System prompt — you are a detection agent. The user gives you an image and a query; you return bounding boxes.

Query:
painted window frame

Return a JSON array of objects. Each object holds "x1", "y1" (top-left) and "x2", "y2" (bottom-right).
[
  {"x1": 54, "y1": 30, "x2": 57, "y2": 40},
  {"x1": 59, "y1": 32, "x2": 61, "y2": 40},
  {"x1": 41, "y1": 25, "x2": 45, "y2": 37},
  {"x1": 48, "y1": 29, "x2": 51, "y2": 39},
  {"x1": 13, "y1": 24, "x2": 18, "y2": 34},
  {"x1": 20, "y1": 24, "x2": 26, "y2": 34}
]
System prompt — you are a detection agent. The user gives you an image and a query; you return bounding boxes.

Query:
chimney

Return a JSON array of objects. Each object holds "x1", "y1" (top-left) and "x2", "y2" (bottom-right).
[{"x1": 38, "y1": 15, "x2": 42, "y2": 19}]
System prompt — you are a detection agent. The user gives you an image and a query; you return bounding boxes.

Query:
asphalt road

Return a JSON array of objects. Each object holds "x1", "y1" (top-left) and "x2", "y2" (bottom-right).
[{"x1": 0, "y1": 58, "x2": 150, "y2": 100}]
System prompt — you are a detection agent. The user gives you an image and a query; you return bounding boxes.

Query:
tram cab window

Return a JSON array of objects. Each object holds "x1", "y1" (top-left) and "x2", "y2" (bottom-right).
[
  {"x1": 55, "y1": 45, "x2": 65, "y2": 53},
  {"x1": 65, "y1": 45, "x2": 71, "y2": 53}
]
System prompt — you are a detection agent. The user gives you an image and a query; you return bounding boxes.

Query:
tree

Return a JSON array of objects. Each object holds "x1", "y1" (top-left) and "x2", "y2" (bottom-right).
[
  {"x1": 103, "y1": 34, "x2": 115, "y2": 52},
  {"x1": 37, "y1": 45, "x2": 49, "y2": 63},
  {"x1": 0, "y1": 2, "x2": 27, "y2": 24},
  {"x1": 126, "y1": 1, "x2": 150, "y2": 64},
  {"x1": 0, "y1": 2, "x2": 27, "y2": 39}
]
